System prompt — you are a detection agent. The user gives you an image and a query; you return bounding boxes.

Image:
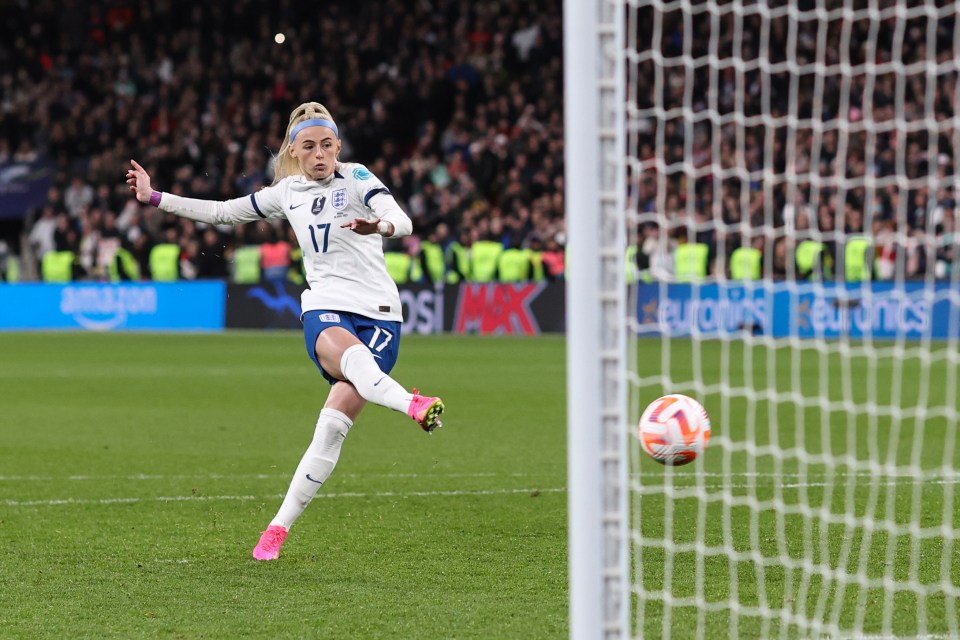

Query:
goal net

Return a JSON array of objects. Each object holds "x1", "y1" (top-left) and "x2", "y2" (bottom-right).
[{"x1": 568, "y1": 0, "x2": 960, "y2": 638}]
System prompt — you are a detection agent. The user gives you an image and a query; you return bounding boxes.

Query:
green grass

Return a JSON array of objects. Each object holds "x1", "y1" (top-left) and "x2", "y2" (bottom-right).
[
  {"x1": 1, "y1": 333, "x2": 958, "y2": 639},
  {"x1": 0, "y1": 333, "x2": 567, "y2": 639}
]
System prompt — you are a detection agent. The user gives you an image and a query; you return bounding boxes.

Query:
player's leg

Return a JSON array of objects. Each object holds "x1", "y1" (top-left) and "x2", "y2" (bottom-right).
[
  {"x1": 316, "y1": 326, "x2": 410, "y2": 410},
  {"x1": 271, "y1": 381, "x2": 364, "y2": 528},
  {"x1": 253, "y1": 382, "x2": 365, "y2": 561},
  {"x1": 316, "y1": 324, "x2": 444, "y2": 433}
]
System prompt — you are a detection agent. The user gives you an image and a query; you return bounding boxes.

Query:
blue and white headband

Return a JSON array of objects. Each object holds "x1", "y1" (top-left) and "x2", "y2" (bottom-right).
[{"x1": 289, "y1": 118, "x2": 339, "y2": 143}]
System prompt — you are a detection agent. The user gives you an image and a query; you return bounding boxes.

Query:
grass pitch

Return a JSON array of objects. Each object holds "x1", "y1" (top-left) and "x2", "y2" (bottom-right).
[
  {"x1": 1, "y1": 331, "x2": 957, "y2": 639},
  {"x1": 0, "y1": 332, "x2": 567, "y2": 639}
]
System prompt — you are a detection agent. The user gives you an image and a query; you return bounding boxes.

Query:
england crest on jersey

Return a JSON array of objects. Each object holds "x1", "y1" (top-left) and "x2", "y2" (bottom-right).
[{"x1": 332, "y1": 188, "x2": 347, "y2": 210}]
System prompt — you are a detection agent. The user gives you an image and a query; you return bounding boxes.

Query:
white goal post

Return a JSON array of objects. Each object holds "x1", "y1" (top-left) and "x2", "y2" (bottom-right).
[{"x1": 565, "y1": 0, "x2": 630, "y2": 636}]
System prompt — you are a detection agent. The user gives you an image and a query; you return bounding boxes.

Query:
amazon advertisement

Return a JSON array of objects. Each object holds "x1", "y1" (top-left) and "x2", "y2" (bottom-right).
[
  {"x1": 225, "y1": 281, "x2": 566, "y2": 335},
  {"x1": 635, "y1": 282, "x2": 960, "y2": 339},
  {"x1": 0, "y1": 282, "x2": 225, "y2": 331}
]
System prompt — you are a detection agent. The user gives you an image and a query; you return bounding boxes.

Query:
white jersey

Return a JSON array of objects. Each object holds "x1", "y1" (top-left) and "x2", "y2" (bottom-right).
[{"x1": 159, "y1": 162, "x2": 412, "y2": 322}]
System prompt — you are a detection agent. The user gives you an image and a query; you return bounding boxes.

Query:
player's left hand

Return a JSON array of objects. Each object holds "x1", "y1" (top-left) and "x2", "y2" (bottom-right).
[{"x1": 341, "y1": 218, "x2": 379, "y2": 235}]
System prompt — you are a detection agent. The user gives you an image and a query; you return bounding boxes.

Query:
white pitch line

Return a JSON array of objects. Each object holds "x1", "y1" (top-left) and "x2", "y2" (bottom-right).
[
  {"x1": 2, "y1": 487, "x2": 566, "y2": 508},
  {"x1": 636, "y1": 471, "x2": 960, "y2": 481},
  {"x1": 849, "y1": 636, "x2": 956, "y2": 640},
  {"x1": 640, "y1": 477, "x2": 960, "y2": 491},
  {"x1": 4, "y1": 470, "x2": 957, "y2": 483},
  {"x1": 0, "y1": 471, "x2": 531, "y2": 482},
  {"x1": 777, "y1": 478, "x2": 960, "y2": 489}
]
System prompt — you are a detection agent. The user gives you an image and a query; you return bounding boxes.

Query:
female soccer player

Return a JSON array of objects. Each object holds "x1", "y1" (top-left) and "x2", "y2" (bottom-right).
[{"x1": 125, "y1": 102, "x2": 445, "y2": 561}]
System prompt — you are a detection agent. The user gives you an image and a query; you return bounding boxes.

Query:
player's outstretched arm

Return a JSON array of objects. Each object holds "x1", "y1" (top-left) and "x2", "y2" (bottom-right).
[{"x1": 124, "y1": 159, "x2": 277, "y2": 225}]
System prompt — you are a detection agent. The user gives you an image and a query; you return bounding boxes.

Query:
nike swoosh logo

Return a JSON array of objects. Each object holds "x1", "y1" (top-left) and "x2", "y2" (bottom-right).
[
  {"x1": 373, "y1": 376, "x2": 385, "y2": 386},
  {"x1": 289, "y1": 203, "x2": 305, "y2": 210},
  {"x1": 305, "y1": 474, "x2": 323, "y2": 484}
]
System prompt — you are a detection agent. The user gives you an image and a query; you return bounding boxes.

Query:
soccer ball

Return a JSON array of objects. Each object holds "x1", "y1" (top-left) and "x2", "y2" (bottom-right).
[{"x1": 637, "y1": 394, "x2": 711, "y2": 466}]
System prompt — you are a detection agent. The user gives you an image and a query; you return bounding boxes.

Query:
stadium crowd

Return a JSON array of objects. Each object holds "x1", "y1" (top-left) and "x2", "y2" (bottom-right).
[
  {"x1": 2, "y1": 0, "x2": 566, "y2": 284},
  {"x1": 2, "y1": 1, "x2": 958, "y2": 284},
  {"x1": 632, "y1": 4, "x2": 959, "y2": 282}
]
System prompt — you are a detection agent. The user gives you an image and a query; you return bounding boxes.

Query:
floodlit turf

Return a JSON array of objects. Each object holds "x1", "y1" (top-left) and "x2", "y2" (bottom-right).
[
  {"x1": 1, "y1": 332, "x2": 958, "y2": 639},
  {"x1": 0, "y1": 332, "x2": 568, "y2": 639}
]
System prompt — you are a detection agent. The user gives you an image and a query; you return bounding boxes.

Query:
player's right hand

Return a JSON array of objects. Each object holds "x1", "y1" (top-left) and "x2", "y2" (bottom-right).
[{"x1": 126, "y1": 159, "x2": 154, "y2": 204}]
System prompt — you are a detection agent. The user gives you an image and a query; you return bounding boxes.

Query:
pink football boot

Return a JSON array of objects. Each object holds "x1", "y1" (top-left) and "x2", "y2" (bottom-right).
[
  {"x1": 407, "y1": 389, "x2": 445, "y2": 433},
  {"x1": 252, "y1": 525, "x2": 288, "y2": 561}
]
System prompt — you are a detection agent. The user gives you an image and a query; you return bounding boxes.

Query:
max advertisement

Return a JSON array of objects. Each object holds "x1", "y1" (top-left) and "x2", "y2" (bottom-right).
[{"x1": 636, "y1": 282, "x2": 959, "y2": 339}]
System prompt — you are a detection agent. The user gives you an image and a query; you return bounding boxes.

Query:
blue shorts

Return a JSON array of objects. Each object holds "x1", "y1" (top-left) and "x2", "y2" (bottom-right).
[{"x1": 302, "y1": 310, "x2": 402, "y2": 385}]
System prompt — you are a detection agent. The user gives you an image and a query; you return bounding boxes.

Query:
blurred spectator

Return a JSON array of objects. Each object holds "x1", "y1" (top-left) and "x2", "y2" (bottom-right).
[
  {"x1": 64, "y1": 177, "x2": 95, "y2": 219},
  {"x1": 541, "y1": 237, "x2": 566, "y2": 280},
  {"x1": 874, "y1": 219, "x2": 898, "y2": 280},
  {"x1": 28, "y1": 206, "x2": 57, "y2": 267},
  {"x1": 259, "y1": 223, "x2": 292, "y2": 284},
  {"x1": 195, "y1": 228, "x2": 228, "y2": 279},
  {"x1": 95, "y1": 211, "x2": 122, "y2": 278},
  {"x1": 53, "y1": 212, "x2": 78, "y2": 253},
  {"x1": 936, "y1": 212, "x2": 957, "y2": 278},
  {"x1": 180, "y1": 239, "x2": 201, "y2": 280}
]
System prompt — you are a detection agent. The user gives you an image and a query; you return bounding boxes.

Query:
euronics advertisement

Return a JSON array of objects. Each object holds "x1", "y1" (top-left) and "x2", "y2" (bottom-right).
[
  {"x1": 0, "y1": 282, "x2": 225, "y2": 331},
  {"x1": 635, "y1": 282, "x2": 960, "y2": 340}
]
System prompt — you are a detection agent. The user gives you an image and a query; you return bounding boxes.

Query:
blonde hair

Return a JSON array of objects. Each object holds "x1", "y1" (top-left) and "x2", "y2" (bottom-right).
[{"x1": 272, "y1": 102, "x2": 338, "y2": 185}]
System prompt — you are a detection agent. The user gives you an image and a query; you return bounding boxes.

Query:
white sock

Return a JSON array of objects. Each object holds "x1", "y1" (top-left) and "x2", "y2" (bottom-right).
[
  {"x1": 270, "y1": 408, "x2": 353, "y2": 530},
  {"x1": 339, "y1": 344, "x2": 413, "y2": 413}
]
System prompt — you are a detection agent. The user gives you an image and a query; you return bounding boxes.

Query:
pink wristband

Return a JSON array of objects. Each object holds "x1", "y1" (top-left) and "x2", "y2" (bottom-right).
[{"x1": 149, "y1": 191, "x2": 162, "y2": 207}]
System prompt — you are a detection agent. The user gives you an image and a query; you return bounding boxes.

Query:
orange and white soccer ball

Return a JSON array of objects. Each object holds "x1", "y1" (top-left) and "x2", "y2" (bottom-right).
[{"x1": 637, "y1": 394, "x2": 711, "y2": 466}]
